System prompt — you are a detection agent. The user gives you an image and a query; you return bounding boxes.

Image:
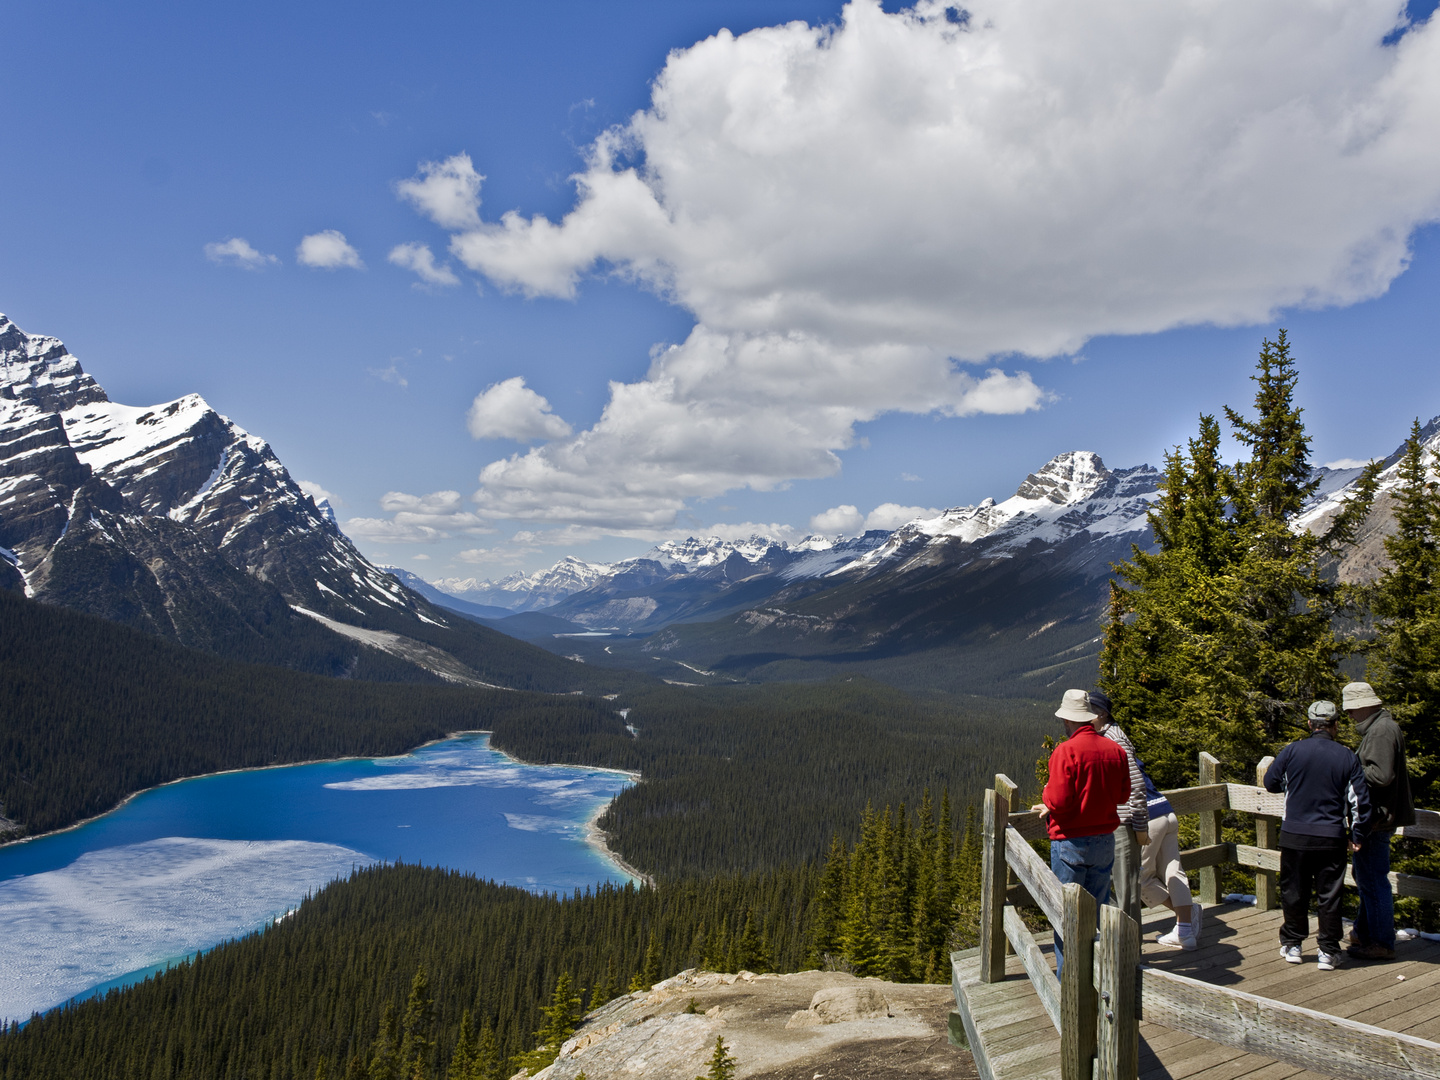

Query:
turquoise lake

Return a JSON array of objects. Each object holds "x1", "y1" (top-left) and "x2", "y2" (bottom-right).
[{"x1": 0, "y1": 733, "x2": 636, "y2": 1023}]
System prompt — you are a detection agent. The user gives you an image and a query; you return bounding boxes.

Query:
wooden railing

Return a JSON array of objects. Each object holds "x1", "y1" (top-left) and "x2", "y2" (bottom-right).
[{"x1": 975, "y1": 757, "x2": 1440, "y2": 1080}]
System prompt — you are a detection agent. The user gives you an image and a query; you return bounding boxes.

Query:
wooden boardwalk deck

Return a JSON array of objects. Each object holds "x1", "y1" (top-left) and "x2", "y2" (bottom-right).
[{"x1": 954, "y1": 900, "x2": 1440, "y2": 1080}]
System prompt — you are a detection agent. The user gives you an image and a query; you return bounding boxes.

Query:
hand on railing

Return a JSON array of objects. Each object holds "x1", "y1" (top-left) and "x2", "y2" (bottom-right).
[{"x1": 1031, "y1": 802, "x2": 1050, "y2": 821}]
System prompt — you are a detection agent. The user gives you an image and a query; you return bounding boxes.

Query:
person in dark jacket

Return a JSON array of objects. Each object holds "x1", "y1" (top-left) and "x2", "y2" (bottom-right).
[
  {"x1": 1263, "y1": 701, "x2": 1370, "y2": 970},
  {"x1": 1032, "y1": 689, "x2": 1131, "y2": 976},
  {"x1": 1344, "y1": 681, "x2": 1415, "y2": 961}
]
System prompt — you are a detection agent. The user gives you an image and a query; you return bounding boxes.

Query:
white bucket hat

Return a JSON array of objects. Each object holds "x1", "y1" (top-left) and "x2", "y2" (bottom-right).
[
  {"x1": 1055, "y1": 689, "x2": 1102, "y2": 723},
  {"x1": 1342, "y1": 682, "x2": 1382, "y2": 710}
]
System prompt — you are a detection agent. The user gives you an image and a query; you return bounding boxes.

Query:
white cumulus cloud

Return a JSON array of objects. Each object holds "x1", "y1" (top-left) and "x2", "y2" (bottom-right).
[
  {"x1": 297, "y1": 230, "x2": 364, "y2": 270},
  {"x1": 297, "y1": 480, "x2": 343, "y2": 507},
  {"x1": 342, "y1": 490, "x2": 494, "y2": 544},
  {"x1": 204, "y1": 237, "x2": 278, "y2": 269},
  {"x1": 467, "y1": 377, "x2": 574, "y2": 442},
  {"x1": 810, "y1": 505, "x2": 864, "y2": 534},
  {"x1": 388, "y1": 242, "x2": 460, "y2": 287},
  {"x1": 396, "y1": 153, "x2": 483, "y2": 231},
  {"x1": 864, "y1": 503, "x2": 938, "y2": 531},
  {"x1": 418, "y1": 0, "x2": 1440, "y2": 531}
]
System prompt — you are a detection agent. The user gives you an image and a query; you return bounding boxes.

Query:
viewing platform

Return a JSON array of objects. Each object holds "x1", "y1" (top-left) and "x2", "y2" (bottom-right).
[{"x1": 951, "y1": 760, "x2": 1440, "y2": 1080}]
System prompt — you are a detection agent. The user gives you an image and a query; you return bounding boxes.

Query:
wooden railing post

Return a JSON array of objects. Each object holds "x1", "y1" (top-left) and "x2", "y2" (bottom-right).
[
  {"x1": 995, "y1": 774, "x2": 1019, "y2": 956},
  {"x1": 1060, "y1": 882, "x2": 1097, "y2": 1080},
  {"x1": 1254, "y1": 757, "x2": 1278, "y2": 911},
  {"x1": 1198, "y1": 752, "x2": 1222, "y2": 906},
  {"x1": 1096, "y1": 905, "x2": 1139, "y2": 1080},
  {"x1": 979, "y1": 779, "x2": 1011, "y2": 983}
]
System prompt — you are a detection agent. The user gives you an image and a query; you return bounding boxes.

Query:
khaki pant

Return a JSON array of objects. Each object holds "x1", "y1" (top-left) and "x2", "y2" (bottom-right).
[{"x1": 1140, "y1": 811, "x2": 1193, "y2": 910}]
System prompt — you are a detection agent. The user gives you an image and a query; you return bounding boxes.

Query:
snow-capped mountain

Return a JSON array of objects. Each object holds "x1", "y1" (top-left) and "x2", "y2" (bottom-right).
[
  {"x1": 0, "y1": 313, "x2": 593, "y2": 689},
  {"x1": 1296, "y1": 412, "x2": 1440, "y2": 584},
  {"x1": 0, "y1": 313, "x2": 414, "y2": 625},
  {"x1": 432, "y1": 555, "x2": 615, "y2": 612},
  {"x1": 832, "y1": 451, "x2": 1160, "y2": 578}
]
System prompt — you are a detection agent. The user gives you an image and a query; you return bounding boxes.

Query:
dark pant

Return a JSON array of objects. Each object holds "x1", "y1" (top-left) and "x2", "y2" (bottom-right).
[
  {"x1": 1280, "y1": 845, "x2": 1347, "y2": 955},
  {"x1": 1352, "y1": 830, "x2": 1395, "y2": 949}
]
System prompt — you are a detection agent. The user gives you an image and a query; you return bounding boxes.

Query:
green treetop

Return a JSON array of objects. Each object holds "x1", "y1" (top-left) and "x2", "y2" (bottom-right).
[{"x1": 1102, "y1": 332, "x2": 1379, "y2": 781}]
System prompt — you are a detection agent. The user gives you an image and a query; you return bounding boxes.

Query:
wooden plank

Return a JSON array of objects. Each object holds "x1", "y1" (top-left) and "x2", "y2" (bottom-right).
[
  {"x1": 1137, "y1": 964, "x2": 1440, "y2": 1080},
  {"x1": 1233, "y1": 845, "x2": 1440, "y2": 900},
  {"x1": 1198, "y1": 753, "x2": 1223, "y2": 906},
  {"x1": 1234, "y1": 844, "x2": 1280, "y2": 873},
  {"x1": 981, "y1": 786, "x2": 1009, "y2": 983},
  {"x1": 1007, "y1": 825, "x2": 1064, "y2": 930},
  {"x1": 1254, "y1": 759, "x2": 1279, "y2": 912},
  {"x1": 1162, "y1": 783, "x2": 1229, "y2": 816},
  {"x1": 1179, "y1": 843, "x2": 1234, "y2": 871},
  {"x1": 1402, "y1": 808, "x2": 1440, "y2": 842},
  {"x1": 1227, "y1": 783, "x2": 1286, "y2": 818},
  {"x1": 1061, "y1": 882, "x2": 1098, "y2": 1080},
  {"x1": 1097, "y1": 904, "x2": 1140, "y2": 1080},
  {"x1": 1004, "y1": 903, "x2": 1061, "y2": 1033}
]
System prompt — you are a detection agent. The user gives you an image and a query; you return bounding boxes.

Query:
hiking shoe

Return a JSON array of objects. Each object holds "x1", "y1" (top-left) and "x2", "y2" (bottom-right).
[
  {"x1": 1190, "y1": 902, "x2": 1203, "y2": 942},
  {"x1": 1280, "y1": 945, "x2": 1302, "y2": 964},
  {"x1": 1348, "y1": 942, "x2": 1395, "y2": 961},
  {"x1": 1157, "y1": 926, "x2": 1197, "y2": 951},
  {"x1": 1317, "y1": 951, "x2": 1341, "y2": 971}
]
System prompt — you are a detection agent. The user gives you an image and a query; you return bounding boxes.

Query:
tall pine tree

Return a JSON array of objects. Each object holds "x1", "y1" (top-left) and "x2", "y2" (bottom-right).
[
  {"x1": 1367, "y1": 419, "x2": 1440, "y2": 802},
  {"x1": 1102, "y1": 332, "x2": 1379, "y2": 781}
]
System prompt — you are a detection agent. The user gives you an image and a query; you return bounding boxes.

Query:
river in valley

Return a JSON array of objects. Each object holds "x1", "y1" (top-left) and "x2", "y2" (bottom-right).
[{"x1": 0, "y1": 733, "x2": 636, "y2": 1023}]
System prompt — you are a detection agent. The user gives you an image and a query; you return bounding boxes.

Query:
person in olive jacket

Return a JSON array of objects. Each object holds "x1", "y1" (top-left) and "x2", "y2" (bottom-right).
[{"x1": 1343, "y1": 681, "x2": 1415, "y2": 961}]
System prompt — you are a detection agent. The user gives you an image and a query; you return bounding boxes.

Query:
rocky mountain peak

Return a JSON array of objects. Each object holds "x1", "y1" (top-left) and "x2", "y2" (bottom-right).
[
  {"x1": 0, "y1": 313, "x2": 108, "y2": 413},
  {"x1": 1012, "y1": 450, "x2": 1111, "y2": 505}
]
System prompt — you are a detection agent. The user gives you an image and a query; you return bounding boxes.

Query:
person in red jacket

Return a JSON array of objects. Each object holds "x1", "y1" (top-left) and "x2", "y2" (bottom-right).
[{"x1": 1033, "y1": 689, "x2": 1132, "y2": 975}]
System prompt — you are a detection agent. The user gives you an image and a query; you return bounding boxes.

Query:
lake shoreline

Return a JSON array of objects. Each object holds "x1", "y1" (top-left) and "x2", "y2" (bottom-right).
[{"x1": 0, "y1": 731, "x2": 644, "y2": 873}]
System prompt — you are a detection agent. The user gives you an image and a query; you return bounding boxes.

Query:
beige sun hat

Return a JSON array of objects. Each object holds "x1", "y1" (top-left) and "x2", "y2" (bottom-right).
[
  {"x1": 1055, "y1": 689, "x2": 1102, "y2": 723},
  {"x1": 1342, "y1": 682, "x2": 1382, "y2": 710}
]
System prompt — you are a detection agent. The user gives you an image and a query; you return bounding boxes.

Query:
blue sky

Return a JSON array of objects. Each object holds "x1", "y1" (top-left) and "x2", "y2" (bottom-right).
[{"x1": 3, "y1": 1, "x2": 1438, "y2": 578}]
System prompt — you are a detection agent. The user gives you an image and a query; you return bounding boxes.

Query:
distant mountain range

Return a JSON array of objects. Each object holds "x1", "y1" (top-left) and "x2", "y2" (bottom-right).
[
  {"x1": 405, "y1": 418, "x2": 1440, "y2": 697},
  {"x1": 0, "y1": 313, "x2": 606, "y2": 693},
  {"x1": 400, "y1": 451, "x2": 1163, "y2": 693}
]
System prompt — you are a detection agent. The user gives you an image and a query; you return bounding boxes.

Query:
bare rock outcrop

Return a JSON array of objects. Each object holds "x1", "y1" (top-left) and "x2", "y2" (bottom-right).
[{"x1": 530, "y1": 968, "x2": 972, "y2": 1080}]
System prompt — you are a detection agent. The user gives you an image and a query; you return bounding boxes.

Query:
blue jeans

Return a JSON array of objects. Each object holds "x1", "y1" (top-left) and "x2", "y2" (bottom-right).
[
  {"x1": 1051, "y1": 832, "x2": 1115, "y2": 977},
  {"x1": 1353, "y1": 830, "x2": 1395, "y2": 949}
]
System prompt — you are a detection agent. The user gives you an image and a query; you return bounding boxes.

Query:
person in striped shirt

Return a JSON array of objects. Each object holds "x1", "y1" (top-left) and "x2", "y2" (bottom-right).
[{"x1": 1089, "y1": 692, "x2": 1149, "y2": 927}]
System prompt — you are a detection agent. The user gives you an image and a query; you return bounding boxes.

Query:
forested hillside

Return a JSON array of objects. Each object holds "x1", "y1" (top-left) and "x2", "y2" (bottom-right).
[
  {"x1": 0, "y1": 590, "x2": 626, "y2": 840},
  {"x1": 491, "y1": 678, "x2": 1048, "y2": 875}
]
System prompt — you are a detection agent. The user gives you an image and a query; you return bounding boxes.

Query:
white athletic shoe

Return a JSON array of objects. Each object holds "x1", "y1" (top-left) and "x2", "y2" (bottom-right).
[
  {"x1": 1317, "y1": 951, "x2": 1340, "y2": 971},
  {"x1": 1157, "y1": 926, "x2": 1197, "y2": 951},
  {"x1": 1190, "y1": 902, "x2": 1204, "y2": 941},
  {"x1": 1280, "y1": 945, "x2": 1302, "y2": 964}
]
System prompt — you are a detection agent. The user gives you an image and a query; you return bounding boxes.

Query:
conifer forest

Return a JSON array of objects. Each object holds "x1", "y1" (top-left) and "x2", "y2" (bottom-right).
[{"x1": 6, "y1": 333, "x2": 1440, "y2": 1078}]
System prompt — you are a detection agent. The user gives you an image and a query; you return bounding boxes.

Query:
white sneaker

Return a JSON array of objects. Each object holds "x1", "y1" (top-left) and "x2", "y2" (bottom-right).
[
  {"x1": 1190, "y1": 902, "x2": 1204, "y2": 941},
  {"x1": 1280, "y1": 945, "x2": 1302, "y2": 964},
  {"x1": 1317, "y1": 951, "x2": 1341, "y2": 971},
  {"x1": 1157, "y1": 926, "x2": 1197, "y2": 951}
]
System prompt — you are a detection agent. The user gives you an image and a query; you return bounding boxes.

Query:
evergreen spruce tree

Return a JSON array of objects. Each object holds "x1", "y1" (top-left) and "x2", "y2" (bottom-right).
[
  {"x1": 516, "y1": 973, "x2": 583, "y2": 1074},
  {"x1": 694, "y1": 1035, "x2": 737, "y2": 1080},
  {"x1": 315, "y1": 1056, "x2": 330, "y2": 1080},
  {"x1": 590, "y1": 957, "x2": 617, "y2": 1008},
  {"x1": 735, "y1": 909, "x2": 771, "y2": 973},
  {"x1": 473, "y1": 1023, "x2": 503, "y2": 1080},
  {"x1": 446, "y1": 1010, "x2": 475, "y2": 1080},
  {"x1": 1368, "y1": 419, "x2": 1440, "y2": 802},
  {"x1": 369, "y1": 1001, "x2": 400, "y2": 1080},
  {"x1": 1102, "y1": 332, "x2": 1379, "y2": 781},
  {"x1": 400, "y1": 967, "x2": 436, "y2": 1079}
]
